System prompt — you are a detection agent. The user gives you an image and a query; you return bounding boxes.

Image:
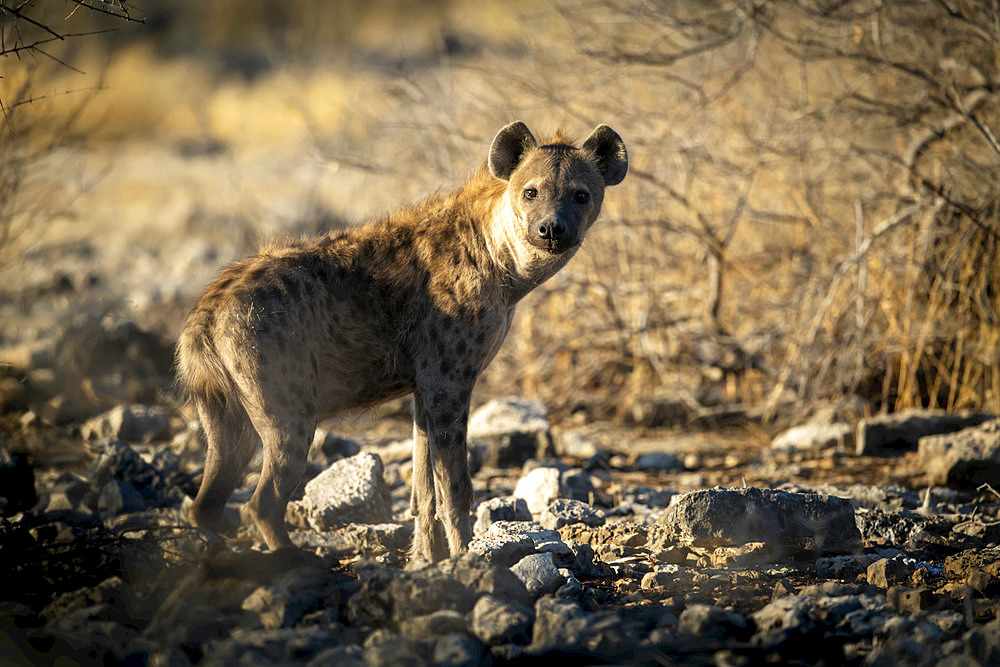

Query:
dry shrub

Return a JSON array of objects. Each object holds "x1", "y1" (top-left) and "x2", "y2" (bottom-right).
[{"x1": 6, "y1": 0, "x2": 1000, "y2": 424}]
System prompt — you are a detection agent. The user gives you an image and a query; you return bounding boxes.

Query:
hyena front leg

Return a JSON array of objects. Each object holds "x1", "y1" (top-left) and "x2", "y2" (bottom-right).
[
  {"x1": 190, "y1": 397, "x2": 259, "y2": 533},
  {"x1": 408, "y1": 391, "x2": 449, "y2": 565},
  {"x1": 420, "y1": 385, "x2": 474, "y2": 557}
]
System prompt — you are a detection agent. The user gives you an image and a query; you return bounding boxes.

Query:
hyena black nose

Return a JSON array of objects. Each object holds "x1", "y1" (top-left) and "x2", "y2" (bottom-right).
[{"x1": 537, "y1": 220, "x2": 566, "y2": 240}]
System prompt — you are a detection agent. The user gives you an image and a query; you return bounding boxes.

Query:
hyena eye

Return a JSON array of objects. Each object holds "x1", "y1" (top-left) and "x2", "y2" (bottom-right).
[
  {"x1": 575, "y1": 190, "x2": 590, "y2": 204},
  {"x1": 523, "y1": 188, "x2": 538, "y2": 200}
]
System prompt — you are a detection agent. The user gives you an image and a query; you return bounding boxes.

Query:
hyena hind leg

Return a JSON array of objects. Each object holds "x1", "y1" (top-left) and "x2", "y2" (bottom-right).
[
  {"x1": 245, "y1": 417, "x2": 313, "y2": 550},
  {"x1": 189, "y1": 397, "x2": 259, "y2": 533}
]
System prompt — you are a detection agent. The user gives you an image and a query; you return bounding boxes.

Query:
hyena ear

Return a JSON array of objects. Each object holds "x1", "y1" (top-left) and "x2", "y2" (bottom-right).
[
  {"x1": 488, "y1": 121, "x2": 538, "y2": 181},
  {"x1": 582, "y1": 125, "x2": 628, "y2": 186}
]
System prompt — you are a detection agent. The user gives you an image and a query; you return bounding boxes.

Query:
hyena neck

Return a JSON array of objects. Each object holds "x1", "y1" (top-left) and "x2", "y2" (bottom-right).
[{"x1": 479, "y1": 190, "x2": 576, "y2": 305}]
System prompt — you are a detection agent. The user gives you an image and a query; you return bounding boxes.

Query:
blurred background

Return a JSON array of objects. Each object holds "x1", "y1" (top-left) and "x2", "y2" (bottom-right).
[{"x1": 2, "y1": 0, "x2": 999, "y2": 431}]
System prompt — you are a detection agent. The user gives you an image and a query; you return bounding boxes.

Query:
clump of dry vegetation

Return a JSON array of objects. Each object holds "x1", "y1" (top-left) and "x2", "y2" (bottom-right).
[{"x1": 2, "y1": 0, "x2": 998, "y2": 426}]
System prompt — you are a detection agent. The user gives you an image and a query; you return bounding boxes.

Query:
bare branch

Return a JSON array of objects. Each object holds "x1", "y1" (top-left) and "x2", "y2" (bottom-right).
[{"x1": 0, "y1": 3, "x2": 65, "y2": 40}]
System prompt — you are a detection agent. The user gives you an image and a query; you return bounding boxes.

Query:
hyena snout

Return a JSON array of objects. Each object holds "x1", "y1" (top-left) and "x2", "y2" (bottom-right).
[
  {"x1": 529, "y1": 214, "x2": 580, "y2": 252},
  {"x1": 536, "y1": 218, "x2": 567, "y2": 241}
]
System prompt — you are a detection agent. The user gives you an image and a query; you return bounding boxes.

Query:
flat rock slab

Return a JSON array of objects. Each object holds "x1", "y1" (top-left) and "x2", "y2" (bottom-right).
[
  {"x1": 468, "y1": 397, "x2": 553, "y2": 467},
  {"x1": 538, "y1": 498, "x2": 605, "y2": 531},
  {"x1": 856, "y1": 409, "x2": 994, "y2": 456},
  {"x1": 854, "y1": 508, "x2": 951, "y2": 547},
  {"x1": 296, "y1": 452, "x2": 392, "y2": 530},
  {"x1": 772, "y1": 423, "x2": 853, "y2": 452},
  {"x1": 918, "y1": 418, "x2": 1000, "y2": 488},
  {"x1": 469, "y1": 534, "x2": 535, "y2": 569},
  {"x1": 659, "y1": 487, "x2": 860, "y2": 554}
]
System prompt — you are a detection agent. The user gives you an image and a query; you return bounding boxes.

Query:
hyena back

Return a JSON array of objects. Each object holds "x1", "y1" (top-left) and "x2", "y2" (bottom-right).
[{"x1": 176, "y1": 121, "x2": 628, "y2": 562}]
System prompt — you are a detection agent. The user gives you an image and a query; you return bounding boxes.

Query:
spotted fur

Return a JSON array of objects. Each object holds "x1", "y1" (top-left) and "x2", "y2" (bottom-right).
[{"x1": 176, "y1": 121, "x2": 628, "y2": 561}]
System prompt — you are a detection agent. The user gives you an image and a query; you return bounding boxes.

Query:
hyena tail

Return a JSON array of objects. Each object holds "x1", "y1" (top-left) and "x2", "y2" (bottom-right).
[{"x1": 175, "y1": 324, "x2": 237, "y2": 411}]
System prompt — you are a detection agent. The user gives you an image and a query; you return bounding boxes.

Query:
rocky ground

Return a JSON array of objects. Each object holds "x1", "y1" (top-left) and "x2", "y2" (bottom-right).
[{"x1": 2, "y1": 366, "x2": 1000, "y2": 665}]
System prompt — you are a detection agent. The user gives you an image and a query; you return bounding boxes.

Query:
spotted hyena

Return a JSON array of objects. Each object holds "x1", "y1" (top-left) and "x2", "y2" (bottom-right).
[{"x1": 176, "y1": 121, "x2": 628, "y2": 562}]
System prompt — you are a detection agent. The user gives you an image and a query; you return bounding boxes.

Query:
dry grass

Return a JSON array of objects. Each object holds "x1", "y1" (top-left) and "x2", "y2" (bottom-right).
[{"x1": 4, "y1": 0, "x2": 999, "y2": 425}]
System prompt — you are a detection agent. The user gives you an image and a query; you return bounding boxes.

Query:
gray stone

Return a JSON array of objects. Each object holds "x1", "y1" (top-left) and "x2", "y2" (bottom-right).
[
  {"x1": 468, "y1": 533, "x2": 536, "y2": 569},
  {"x1": 473, "y1": 496, "x2": 531, "y2": 536},
  {"x1": 485, "y1": 520, "x2": 560, "y2": 545},
  {"x1": 640, "y1": 570, "x2": 676, "y2": 590},
  {"x1": 659, "y1": 487, "x2": 860, "y2": 554},
  {"x1": 752, "y1": 595, "x2": 815, "y2": 635},
  {"x1": 816, "y1": 554, "x2": 878, "y2": 579},
  {"x1": 926, "y1": 610, "x2": 965, "y2": 635},
  {"x1": 772, "y1": 423, "x2": 853, "y2": 452},
  {"x1": 854, "y1": 508, "x2": 951, "y2": 547},
  {"x1": 555, "y1": 569, "x2": 582, "y2": 599},
  {"x1": 433, "y1": 632, "x2": 484, "y2": 666},
  {"x1": 856, "y1": 409, "x2": 993, "y2": 456},
  {"x1": 555, "y1": 430, "x2": 602, "y2": 460},
  {"x1": 538, "y1": 498, "x2": 605, "y2": 530},
  {"x1": 530, "y1": 596, "x2": 589, "y2": 651},
  {"x1": 436, "y1": 554, "x2": 532, "y2": 609},
  {"x1": 82, "y1": 405, "x2": 171, "y2": 443},
  {"x1": 348, "y1": 565, "x2": 478, "y2": 628},
  {"x1": 362, "y1": 631, "x2": 429, "y2": 665},
  {"x1": 92, "y1": 440, "x2": 172, "y2": 508},
  {"x1": 678, "y1": 604, "x2": 750, "y2": 642},
  {"x1": 392, "y1": 572, "x2": 478, "y2": 620},
  {"x1": 887, "y1": 586, "x2": 937, "y2": 615},
  {"x1": 43, "y1": 606, "x2": 140, "y2": 664},
  {"x1": 44, "y1": 473, "x2": 95, "y2": 512},
  {"x1": 296, "y1": 452, "x2": 391, "y2": 529},
  {"x1": 468, "y1": 397, "x2": 553, "y2": 467},
  {"x1": 470, "y1": 595, "x2": 534, "y2": 646},
  {"x1": 534, "y1": 540, "x2": 577, "y2": 571},
  {"x1": 308, "y1": 645, "x2": 365, "y2": 666},
  {"x1": 636, "y1": 452, "x2": 682, "y2": 471},
  {"x1": 291, "y1": 522, "x2": 411, "y2": 558},
  {"x1": 563, "y1": 541, "x2": 605, "y2": 578},
  {"x1": 963, "y1": 618, "x2": 1000, "y2": 663},
  {"x1": 397, "y1": 610, "x2": 468, "y2": 640},
  {"x1": 562, "y1": 469, "x2": 597, "y2": 504},
  {"x1": 918, "y1": 419, "x2": 1000, "y2": 488},
  {"x1": 241, "y1": 567, "x2": 340, "y2": 629},
  {"x1": 97, "y1": 480, "x2": 145, "y2": 515},
  {"x1": 866, "y1": 557, "x2": 910, "y2": 588},
  {"x1": 967, "y1": 570, "x2": 1000, "y2": 597},
  {"x1": 866, "y1": 616, "x2": 946, "y2": 666},
  {"x1": 510, "y1": 552, "x2": 564, "y2": 598}
]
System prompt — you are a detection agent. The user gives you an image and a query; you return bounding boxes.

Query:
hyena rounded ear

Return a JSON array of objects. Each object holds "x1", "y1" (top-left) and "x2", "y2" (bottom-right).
[
  {"x1": 583, "y1": 125, "x2": 628, "y2": 186},
  {"x1": 489, "y1": 121, "x2": 538, "y2": 181}
]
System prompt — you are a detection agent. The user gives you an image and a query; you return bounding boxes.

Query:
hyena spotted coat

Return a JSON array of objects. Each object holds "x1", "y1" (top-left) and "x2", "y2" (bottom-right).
[{"x1": 176, "y1": 121, "x2": 628, "y2": 562}]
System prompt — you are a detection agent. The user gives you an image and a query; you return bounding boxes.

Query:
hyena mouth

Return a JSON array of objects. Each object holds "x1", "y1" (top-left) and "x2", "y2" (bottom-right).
[{"x1": 529, "y1": 236, "x2": 577, "y2": 254}]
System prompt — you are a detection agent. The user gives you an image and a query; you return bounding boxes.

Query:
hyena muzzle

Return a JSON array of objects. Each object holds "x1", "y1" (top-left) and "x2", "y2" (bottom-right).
[{"x1": 176, "y1": 121, "x2": 627, "y2": 562}]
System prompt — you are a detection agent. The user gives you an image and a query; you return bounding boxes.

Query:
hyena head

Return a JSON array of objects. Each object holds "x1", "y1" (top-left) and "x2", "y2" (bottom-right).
[{"x1": 487, "y1": 121, "x2": 627, "y2": 279}]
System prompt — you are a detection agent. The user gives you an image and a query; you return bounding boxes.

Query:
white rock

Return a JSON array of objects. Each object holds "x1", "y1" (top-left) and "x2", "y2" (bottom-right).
[
  {"x1": 298, "y1": 452, "x2": 392, "y2": 529},
  {"x1": 513, "y1": 467, "x2": 562, "y2": 517}
]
